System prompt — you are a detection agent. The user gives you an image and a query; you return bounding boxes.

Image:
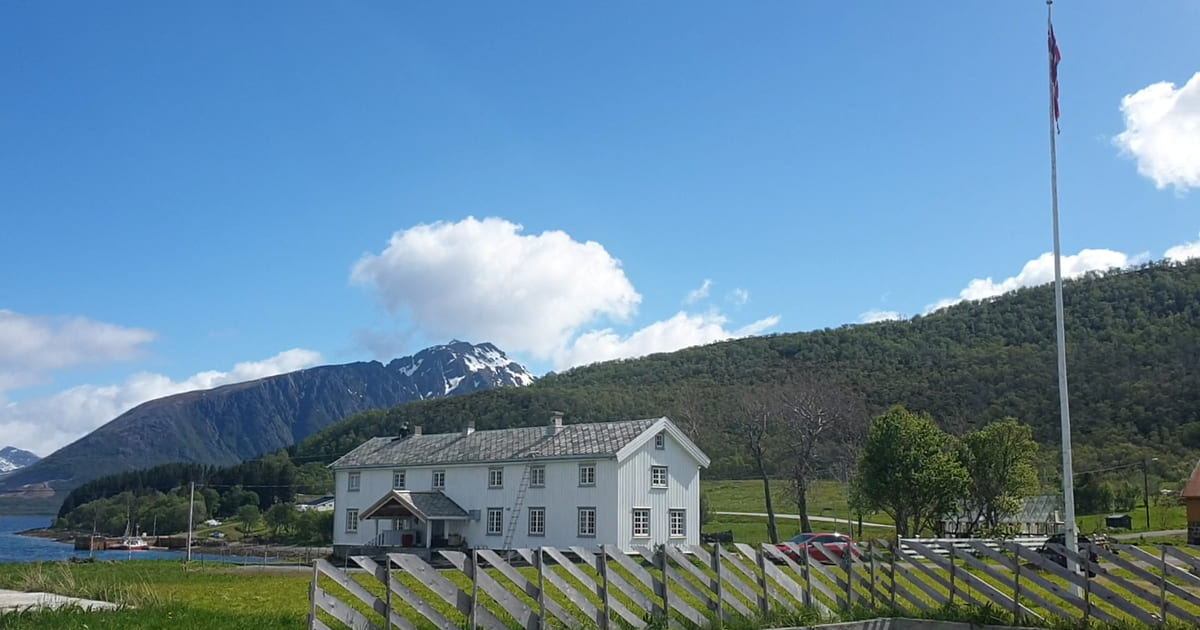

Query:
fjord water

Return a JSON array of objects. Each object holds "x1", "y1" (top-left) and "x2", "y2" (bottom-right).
[{"x1": 0, "y1": 515, "x2": 264, "y2": 564}]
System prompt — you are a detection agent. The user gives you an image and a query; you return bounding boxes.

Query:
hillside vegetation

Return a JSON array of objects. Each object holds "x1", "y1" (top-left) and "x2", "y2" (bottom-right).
[{"x1": 294, "y1": 260, "x2": 1200, "y2": 481}]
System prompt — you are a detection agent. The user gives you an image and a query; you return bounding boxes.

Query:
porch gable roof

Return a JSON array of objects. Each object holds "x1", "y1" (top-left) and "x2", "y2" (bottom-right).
[{"x1": 360, "y1": 490, "x2": 470, "y2": 521}]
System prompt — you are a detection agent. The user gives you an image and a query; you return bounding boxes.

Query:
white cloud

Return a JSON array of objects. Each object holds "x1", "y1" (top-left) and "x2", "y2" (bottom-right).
[
  {"x1": 352, "y1": 217, "x2": 780, "y2": 371},
  {"x1": 684, "y1": 279, "x2": 712, "y2": 305},
  {"x1": 860, "y1": 309, "x2": 902, "y2": 324},
  {"x1": 553, "y1": 312, "x2": 781, "y2": 371},
  {"x1": 1114, "y1": 72, "x2": 1200, "y2": 192},
  {"x1": 352, "y1": 217, "x2": 641, "y2": 360},
  {"x1": 927, "y1": 248, "x2": 1142, "y2": 313},
  {"x1": 729, "y1": 288, "x2": 750, "y2": 306},
  {"x1": 0, "y1": 310, "x2": 156, "y2": 385},
  {"x1": 0, "y1": 348, "x2": 322, "y2": 457},
  {"x1": 1165, "y1": 233, "x2": 1200, "y2": 263}
]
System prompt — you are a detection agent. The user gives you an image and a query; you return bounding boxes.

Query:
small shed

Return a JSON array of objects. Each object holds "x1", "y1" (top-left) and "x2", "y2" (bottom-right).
[
  {"x1": 1183, "y1": 459, "x2": 1200, "y2": 544},
  {"x1": 1105, "y1": 513, "x2": 1132, "y2": 530}
]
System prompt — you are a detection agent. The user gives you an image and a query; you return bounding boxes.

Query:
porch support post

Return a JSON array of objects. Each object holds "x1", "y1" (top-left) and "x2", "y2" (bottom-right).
[{"x1": 425, "y1": 519, "x2": 432, "y2": 549}]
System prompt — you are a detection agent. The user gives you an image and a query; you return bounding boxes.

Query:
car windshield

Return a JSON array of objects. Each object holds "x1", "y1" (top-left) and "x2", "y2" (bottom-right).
[
  {"x1": 813, "y1": 534, "x2": 846, "y2": 543},
  {"x1": 787, "y1": 534, "x2": 815, "y2": 544}
]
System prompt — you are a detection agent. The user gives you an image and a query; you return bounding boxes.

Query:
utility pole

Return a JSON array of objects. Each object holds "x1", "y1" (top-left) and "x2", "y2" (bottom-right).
[{"x1": 187, "y1": 481, "x2": 195, "y2": 564}]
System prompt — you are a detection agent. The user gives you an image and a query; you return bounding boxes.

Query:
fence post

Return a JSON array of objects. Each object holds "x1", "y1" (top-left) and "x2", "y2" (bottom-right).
[
  {"x1": 599, "y1": 545, "x2": 611, "y2": 630},
  {"x1": 537, "y1": 547, "x2": 547, "y2": 630},
  {"x1": 843, "y1": 542, "x2": 854, "y2": 611},
  {"x1": 1160, "y1": 545, "x2": 1168, "y2": 627},
  {"x1": 1012, "y1": 542, "x2": 1022, "y2": 625},
  {"x1": 948, "y1": 543, "x2": 956, "y2": 605},
  {"x1": 802, "y1": 542, "x2": 814, "y2": 610},
  {"x1": 384, "y1": 557, "x2": 392, "y2": 628},
  {"x1": 868, "y1": 540, "x2": 876, "y2": 610},
  {"x1": 469, "y1": 548, "x2": 479, "y2": 630},
  {"x1": 308, "y1": 561, "x2": 319, "y2": 630},
  {"x1": 888, "y1": 539, "x2": 897, "y2": 611},
  {"x1": 711, "y1": 542, "x2": 724, "y2": 626},
  {"x1": 756, "y1": 543, "x2": 771, "y2": 617},
  {"x1": 1083, "y1": 543, "x2": 1092, "y2": 626},
  {"x1": 659, "y1": 545, "x2": 671, "y2": 620}
]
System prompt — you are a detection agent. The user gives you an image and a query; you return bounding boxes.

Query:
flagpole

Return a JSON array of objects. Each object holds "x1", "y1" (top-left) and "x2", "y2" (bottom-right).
[{"x1": 1047, "y1": 0, "x2": 1079, "y2": 584}]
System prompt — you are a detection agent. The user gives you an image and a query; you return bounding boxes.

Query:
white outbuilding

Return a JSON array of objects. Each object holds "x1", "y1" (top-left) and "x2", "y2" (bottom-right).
[{"x1": 330, "y1": 412, "x2": 710, "y2": 558}]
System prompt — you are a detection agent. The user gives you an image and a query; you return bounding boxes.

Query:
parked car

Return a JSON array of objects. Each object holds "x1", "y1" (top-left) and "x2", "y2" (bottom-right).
[
  {"x1": 1037, "y1": 533, "x2": 1100, "y2": 576},
  {"x1": 775, "y1": 533, "x2": 861, "y2": 564}
]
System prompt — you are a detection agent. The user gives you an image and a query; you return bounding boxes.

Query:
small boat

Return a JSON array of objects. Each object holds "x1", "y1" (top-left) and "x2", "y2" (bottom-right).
[{"x1": 113, "y1": 536, "x2": 149, "y2": 550}]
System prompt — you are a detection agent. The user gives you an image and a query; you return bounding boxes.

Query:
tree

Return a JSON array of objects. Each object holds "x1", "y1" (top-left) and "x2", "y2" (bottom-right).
[
  {"x1": 237, "y1": 504, "x2": 261, "y2": 535},
  {"x1": 772, "y1": 372, "x2": 867, "y2": 534},
  {"x1": 853, "y1": 407, "x2": 968, "y2": 537},
  {"x1": 264, "y1": 503, "x2": 296, "y2": 538},
  {"x1": 958, "y1": 418, "x2": 1039, "y2": 535},
  {"x1": 726, "y1": 388, "x2": 782, "y2": 543}
]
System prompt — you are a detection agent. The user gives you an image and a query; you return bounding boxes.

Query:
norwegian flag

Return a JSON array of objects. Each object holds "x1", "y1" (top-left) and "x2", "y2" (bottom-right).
[{"x1": 1049, "y1": 23, "x2": 1061, "y2": 133}]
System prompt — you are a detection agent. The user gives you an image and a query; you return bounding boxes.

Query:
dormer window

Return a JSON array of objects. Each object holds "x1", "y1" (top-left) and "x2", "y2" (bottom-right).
[{"x1": 655, "y1": 432, "x2": 666, "y2": 450}]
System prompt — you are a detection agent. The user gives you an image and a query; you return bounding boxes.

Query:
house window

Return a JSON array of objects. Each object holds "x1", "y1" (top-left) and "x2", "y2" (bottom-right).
[
  {"x1": 432, "y1": 470, "x2": 445, "y2": 490},
  {"x1": 529, "y1": 465, "x2": 545, "y2": 488},
  {"x1": 486, "y1": 508, "x2": 503, "y2": 535},
  {"x1": 632, "y1": 508, "x2": 650, "y2": 538},
  {"x1": 669, "y1": 509, "x2": 686, "y2": 538},
  {"x1": 578, "y1": 507, "x2": 596, "y2": 537},
  {"x1": 488, "y1": 467, "x2": 504, "y2": 489},
  {"x1": 655, "y1": 432, "x2": 666, "y2": 450},
  {"x1": 528, "y1": 507, "x2": 546, "y2": 536},
  {"x1": 392, "y1": 469, "x2": 406, "y2": 490},
  {"x1": 578, "y1": 463, "x2": 596, "y2": 487},
  {"x1": 346, "y1": 509, "x2": 359, "y2": 533},
  {"x1": 651, "y1": 466, "x2": 668, "y2": 488},
  {"x1": 347, "y1": 472, "x2": 361, "y2": 492}
]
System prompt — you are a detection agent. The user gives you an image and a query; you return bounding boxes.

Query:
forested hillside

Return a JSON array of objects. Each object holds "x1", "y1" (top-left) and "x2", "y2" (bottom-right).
[{"x1": 294, "y1": 260, "x2": 1200, "y2": 481}]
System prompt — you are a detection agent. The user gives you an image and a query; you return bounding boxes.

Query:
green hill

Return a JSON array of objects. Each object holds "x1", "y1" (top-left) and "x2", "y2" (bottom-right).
[{"x1": 294, "y1": 259, "x2": 1200, "y2": 482}]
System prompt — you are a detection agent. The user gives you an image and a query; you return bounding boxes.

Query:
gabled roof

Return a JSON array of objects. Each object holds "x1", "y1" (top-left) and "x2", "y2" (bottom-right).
[
  {"x1": 331, "y1": 417, "x2": 706, "y2": 469},
  {"x1": 360, "y1": 490, "x2": 469, "y2": 521}
]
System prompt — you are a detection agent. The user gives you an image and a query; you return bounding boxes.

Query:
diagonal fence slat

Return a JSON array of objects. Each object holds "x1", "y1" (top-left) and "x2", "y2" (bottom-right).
[
  {"x1": 1092, "y1": 546, "x2": 1197, "y2": 626},
  {"x1": 351, "y1": 556, "x2": 441, "y2": 630},
  {"x1": 314, "y1": 586, "x2": 380, "y2": 630},
  {"x1": 714, "y1": 544, "x2": 765, "y2": 611},
  {"x1": 512, "y1": 548, "x2": 602, "y2": 625},
  {"x1": 1008, "y1": 544, "x2": 1125, "y2": 625},
  {"x1": 474, "y1": 549, "x2": 578, "y2": 629},
  {"x1": 569, "y1": 546, "x2": 648, "y2": 628},
  {"x1": 389, "y1": 552, "x2": 509, "y2": 630},
  {"x1": 901, "y1": 540, "x2": 995, "y2": 609},
  {"x1": 761, "y1": 543, "x2": 839, "y2": 613},
  {"x1": 637, "y1": 546, "x2": 710, "y2": 627}
]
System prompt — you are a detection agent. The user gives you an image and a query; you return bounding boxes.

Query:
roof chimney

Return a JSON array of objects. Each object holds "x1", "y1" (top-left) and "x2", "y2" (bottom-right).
[
  {"x1": 464, "y1": 421, "x2": 475, "y2": 437},
  {"x1": 548, "y1": 410, "x2": 564, "y2": 436},
  {"x1": 412, "y1": 425, "x2": 422, "y2": 437}
]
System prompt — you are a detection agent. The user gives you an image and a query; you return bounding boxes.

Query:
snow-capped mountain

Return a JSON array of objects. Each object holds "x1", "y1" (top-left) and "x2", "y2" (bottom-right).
[
  {"x1": 0, "y1": 341, "x2": 534, "y2": 496},
  {"x1": 0, "y1": 447, "x2": 40, "y2": 473},
  {"x1": 387, "y1": 340, "x2": 535, "y2": 398}
]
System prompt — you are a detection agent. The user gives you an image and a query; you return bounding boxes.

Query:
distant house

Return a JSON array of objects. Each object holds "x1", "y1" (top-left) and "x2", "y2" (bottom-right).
[
  {"x1": 329, "y1": 413, "x2": 710, "y2": 558},
  {"x1": 296, "y1": 496, "x2": 335, "y2": 512},
  {"x1": 942, "y1": 494, "x2": 1064, "y2": 537},
  {"x1": 1182, "y1": 459, "x2": 1200, "y2": 544}
]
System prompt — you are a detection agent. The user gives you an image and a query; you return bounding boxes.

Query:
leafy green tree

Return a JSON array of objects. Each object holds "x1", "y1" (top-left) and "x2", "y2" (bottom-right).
[
  {"x1": 237, "y1": 504, "x2": 261, "y2": 535},
  {"x1": 853, "y1": 407, "x2": 968, "y2": 537},
  {"x1": 958, "y1": 418, "x2": 1039, "y2": 535},
  {"x1": 264, "y1": 503, "x2": 296, "y2": 537}
]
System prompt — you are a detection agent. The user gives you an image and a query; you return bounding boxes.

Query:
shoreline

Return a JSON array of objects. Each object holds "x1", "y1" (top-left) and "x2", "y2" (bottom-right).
[{"x1": 15, "y1": 527, "x2": 331, "y2": 561}]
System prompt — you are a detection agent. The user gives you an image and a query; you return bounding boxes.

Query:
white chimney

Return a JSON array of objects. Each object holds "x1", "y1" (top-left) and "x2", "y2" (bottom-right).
[
  {"x1": 464, "y1": 421, "x2": 475, "y2": 436},
  {"x1": 412, "y1": 425, "x2": 422, "y2": 437},
  {"x1": 548, "y1": 410, "x2": 564, "y2": 436}
]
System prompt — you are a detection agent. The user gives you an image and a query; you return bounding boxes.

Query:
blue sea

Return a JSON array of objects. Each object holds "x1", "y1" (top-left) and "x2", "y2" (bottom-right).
[{"x1": 0, "y1": 515, "x2": 271, "y2": 564}]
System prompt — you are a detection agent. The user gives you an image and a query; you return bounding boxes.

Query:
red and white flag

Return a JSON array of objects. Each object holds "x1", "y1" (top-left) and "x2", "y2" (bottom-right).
[{"x1": 1049, "y1": 23, "x2": 1061, "y2": 132}]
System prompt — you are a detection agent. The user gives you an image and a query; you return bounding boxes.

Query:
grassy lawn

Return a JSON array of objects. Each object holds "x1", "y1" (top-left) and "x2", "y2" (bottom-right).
[
  {"x1": 1077, "y1": 501, "x2": 1187, "y2": 535},
  {"x1": 703, "y1": 478, "x2": 895, "y2": 544}
]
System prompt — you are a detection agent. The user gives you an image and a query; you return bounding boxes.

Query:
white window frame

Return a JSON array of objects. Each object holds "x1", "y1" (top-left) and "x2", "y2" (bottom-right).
[
  {"x1": 392, "y1": 469, "x2": 406, "y2": 490},
  {"x1": 528, "y1": 507, "x2": 546, "y2": 536},
  {"x1": 655, "y1": 432, "x2": 666, "y2": 450},
  {"x1": 347, "y1": 471, "x2": 361, "y2": 492},
  {"x1": 346, "y1": 508, "x2": 359, "y2": 533},
  {"x1": 651, "y1": 466, "x2": 668, "y2": 488},
  {"x1": 486, "y1": 508, "x2": 503, "y2": 536},
  {"x1": 578, "y1": 507, "x2": 597, "y2": 537},
  {"x1": 632, "y1": 508, "x2": 650, "y2": 538},
  {"x1": 432, "y1": 470, "x2": 445, "y2": 490},
  {"x1": 488, "y1": 467, "x2": 504, "y2": 489},
  {"x1": 529, "y1": 465, "x2": 546, "y2": 488},
  {"x1": 669, "y1": 509, "x2": 686, "y2": 538},
  {"x1": 578, "y1": 463, "x2": 596, "y2": 487}
]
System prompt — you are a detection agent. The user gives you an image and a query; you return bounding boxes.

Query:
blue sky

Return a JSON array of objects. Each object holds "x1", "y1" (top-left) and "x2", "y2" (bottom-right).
[{"x1": 2, "y1": 1, "x2": 1198, "y2": 455}]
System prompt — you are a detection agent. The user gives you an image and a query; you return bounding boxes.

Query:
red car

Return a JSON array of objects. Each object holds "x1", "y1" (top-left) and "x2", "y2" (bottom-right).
[{"x1": 775, "y1": 533, "x2": 861, "y2": 564}]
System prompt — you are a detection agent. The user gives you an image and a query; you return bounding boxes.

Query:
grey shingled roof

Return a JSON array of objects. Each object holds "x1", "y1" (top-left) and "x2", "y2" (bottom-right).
[{"x1": 332, "y1": 418, "x2": 661, "y2": 469}]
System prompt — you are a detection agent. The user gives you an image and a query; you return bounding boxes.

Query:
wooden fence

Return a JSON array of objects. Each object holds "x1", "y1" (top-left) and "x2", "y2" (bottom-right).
[{"x1": 308, "y1": 539, "x2": 1200, "y2": 630}]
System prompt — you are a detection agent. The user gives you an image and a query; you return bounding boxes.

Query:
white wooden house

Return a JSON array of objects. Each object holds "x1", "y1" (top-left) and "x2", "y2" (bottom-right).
[{"x1": 330, "y1": 413, "x2": 710, "y2": 557}]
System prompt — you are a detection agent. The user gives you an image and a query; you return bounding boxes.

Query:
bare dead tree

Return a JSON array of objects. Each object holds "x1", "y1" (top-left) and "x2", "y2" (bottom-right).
[
  {"x1": 771, "y1": 371, "x2": 868, "y2": 534},
  {"x1": 727, "y1": 390, "x2": 781, "y2": 544}
]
